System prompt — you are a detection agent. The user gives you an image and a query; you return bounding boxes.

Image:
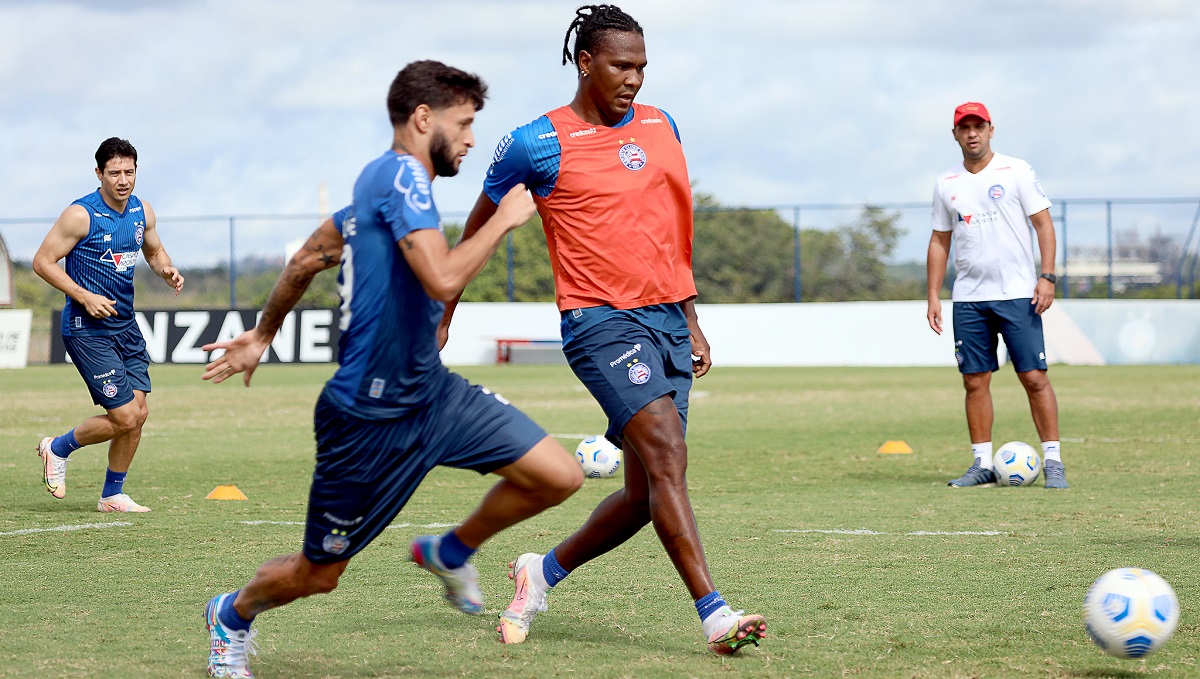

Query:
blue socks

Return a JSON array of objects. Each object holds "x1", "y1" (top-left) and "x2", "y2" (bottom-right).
[
  {"x1": 217, "y1": 591, "x2": 254, "y2": 632},
  {"x1": 695, "y1": 591, "x2": 727, "y2": 622},
  {"x1": 437, "y1": 530, "x2": 476, "y2": 570},
  {"x1": 542, "y1": 549, "x2": 570, "y2": 588},
  {"x1": 102, "y1": 469, "x2": 127, "y2": 498},
  {"x1": 50, "y1": 429, "x2": 82, "y2": 458}
]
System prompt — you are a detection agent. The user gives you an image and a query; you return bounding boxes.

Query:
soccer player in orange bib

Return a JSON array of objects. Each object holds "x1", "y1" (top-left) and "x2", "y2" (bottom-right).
[{"x1": 440, "y1": 4, "x2": 765, "y2": 655}]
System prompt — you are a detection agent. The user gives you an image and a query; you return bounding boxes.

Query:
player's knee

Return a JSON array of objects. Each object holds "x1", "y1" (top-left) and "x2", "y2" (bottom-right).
[
  {"x1": 109, "y1": 408, "x2": 142, "y2": 434},
  {"x1": 1018, "y1": 370, "x2": 1050, "y2": 392},
  {"x1": 644, "y1": 441, "x2": 688, "y2": 488},
  {"x1": 962, "y1": 372, "x2": 991, "y2": 393},
  {"x1": 307, "y1": 569, "x2": 342, "y2": 595}
]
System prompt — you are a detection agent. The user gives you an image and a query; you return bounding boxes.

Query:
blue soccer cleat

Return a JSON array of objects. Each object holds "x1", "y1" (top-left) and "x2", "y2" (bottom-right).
[
  {"x1": 1043, "y1": 460, "x2": 1069, "y2": 489},
  {"x1": 948, "y1": 462, "x2": 997, "y2": 488}
]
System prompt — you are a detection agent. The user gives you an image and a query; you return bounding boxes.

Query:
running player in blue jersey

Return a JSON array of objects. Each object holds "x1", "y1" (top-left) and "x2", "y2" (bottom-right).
[
  {"x1": 198, "y1": 61, "x2": 582, "y2": 679},
  {"x1": 32, "y1": 137, "x2": 184, "y2": 513}
]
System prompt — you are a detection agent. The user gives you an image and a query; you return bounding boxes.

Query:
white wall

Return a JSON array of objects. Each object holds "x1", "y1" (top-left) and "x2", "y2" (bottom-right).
[{"x1": 440, "y1": 300, "x2": 1200, "y2": 367}]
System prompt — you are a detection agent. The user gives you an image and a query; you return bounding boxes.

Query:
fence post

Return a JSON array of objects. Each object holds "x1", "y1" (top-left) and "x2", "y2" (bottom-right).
[
  {"x1": 1106, "y1": 201, "x2": 1113, "y2": 299},
  {"x1": 506, "y1": 231, "x2": 514, "y2": 302},
  {"x1": 1060, "y1": 201, "x2": 1069, "y2": 298},
  {"x1": 1177, "y1": 202, "x2": 1200, "y2": 299},
  {"x1": 793, "y1": 206, "x2": 802, "y2": 303},
  {"x1": 228, "y1": 216, "x2": 236, "y2": 309}
]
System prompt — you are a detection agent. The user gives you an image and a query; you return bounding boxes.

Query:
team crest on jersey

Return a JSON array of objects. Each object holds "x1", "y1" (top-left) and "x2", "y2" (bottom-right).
[
  {"x1": 100, "y1": 248, "x2": 140, "y2": 272},
  {"x1": 628, "y1": 361, "x2": 651, "y2": 384},
  {"x1": 618, "y1": 143, "x2": 647, "y2": 171},
  {"x1": 988, "y1": 184, "x2": 1005, "y2": 200},
  {"x1": 134, "y1": 224, "x2": 144, "y2": 245}
]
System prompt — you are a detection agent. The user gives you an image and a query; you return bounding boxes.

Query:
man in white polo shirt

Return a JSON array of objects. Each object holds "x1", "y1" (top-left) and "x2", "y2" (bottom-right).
[{"x1": 926, "y1": 102, "x2": 1067, "y2": 489}]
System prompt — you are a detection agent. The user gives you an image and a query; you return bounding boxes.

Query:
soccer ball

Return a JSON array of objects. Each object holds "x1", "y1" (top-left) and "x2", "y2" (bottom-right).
[
  {"x1": 575, "y1": 436, "x2": 622, "y2": 479},
  {"x1": 1083, "y1": 568, "x2": 1179, "y2": 659},
  {"x1": 992, "y1": 441, "x2": 1041, "y2": 486}
]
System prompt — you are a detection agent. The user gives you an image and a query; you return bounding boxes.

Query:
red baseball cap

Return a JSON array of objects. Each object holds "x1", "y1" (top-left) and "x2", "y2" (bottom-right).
[{"x1": 953, "y1": 102, "x2": 991, "y2": 126}]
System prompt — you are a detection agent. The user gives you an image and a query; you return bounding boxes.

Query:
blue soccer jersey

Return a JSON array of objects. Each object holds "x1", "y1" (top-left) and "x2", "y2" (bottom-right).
[
  {"x1": 482, "y1": 107, "x2": 679, "y2": 203},
  {"x1": 324, "y1": 152, "x2": 451, "y2": 419},
  {"x1": 60, "y1": 190, "x2": 146, "y2": 336}
]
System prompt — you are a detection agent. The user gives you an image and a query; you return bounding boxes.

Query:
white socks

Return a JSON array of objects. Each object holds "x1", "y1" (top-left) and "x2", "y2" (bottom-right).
[
  {"x1": 1042, "y1": 440, "x2": 1062, "y2": 463},
  {"x1": 971, "y1": 442, "x2": 994, "y2": 469}
]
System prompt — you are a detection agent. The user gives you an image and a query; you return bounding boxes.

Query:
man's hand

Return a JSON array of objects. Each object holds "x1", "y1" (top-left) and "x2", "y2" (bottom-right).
[
  {"x1": 690, "y1": 324, "x2": 712, "y2": 378},
  {"x1": 81, "y1": 291, "x2": 118, "y2": 318},
  {"x1": 927, "y1": 297, "x2": 944, "y2": 335},
  {"x1": 161, "y1": 266, "x2": 184, "y2": 294},
  {"x1": 1032, "y1": 278, "x2": 1055, "y2": 315},
  {"x1": 202, "y1": 330, "x2": 272, "y2": 386},
  {"x1": 494, "y1": 184, "x2": 536, "y2": 230}
]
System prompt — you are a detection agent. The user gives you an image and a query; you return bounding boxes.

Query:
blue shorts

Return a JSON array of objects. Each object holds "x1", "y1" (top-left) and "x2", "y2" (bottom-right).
[
  {"x1": 303, "y1": 374, "x2": 547, "y2": 564},
  {"x1": 62, "y1": 326, "x2": 151, "y2": 409},
  {"x1": 560, "y1": 306, "x2": 692, "y2": 447},
  {"x1": 952, "y1": 299, "x2": 1048, "y2": 374}
]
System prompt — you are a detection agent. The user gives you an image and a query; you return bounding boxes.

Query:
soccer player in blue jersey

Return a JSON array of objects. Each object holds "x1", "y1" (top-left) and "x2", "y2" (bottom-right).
[
  {"x1": 32, "y1": 137, "x2": 184, "y2": 513},
  {"x1": 438, "y1": 5, "x2": 765, "y2": 655},
  {"x1": 198, "y1": 61, "x2": 582, "y2": 678}
]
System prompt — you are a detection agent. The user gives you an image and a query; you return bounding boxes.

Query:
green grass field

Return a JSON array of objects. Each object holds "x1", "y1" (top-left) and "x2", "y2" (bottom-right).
[{"x1": 1, "y1": 363, "x2": 1197, "y2": 678}]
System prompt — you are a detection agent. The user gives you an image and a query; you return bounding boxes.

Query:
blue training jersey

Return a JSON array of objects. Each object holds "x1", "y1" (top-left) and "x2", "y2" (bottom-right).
[
  {"x1": 61, "y1": 190, "x2": 146, "y2": 337},
  {"x1": 324, "y1": 152, "x2": 451, "y2": 419}
]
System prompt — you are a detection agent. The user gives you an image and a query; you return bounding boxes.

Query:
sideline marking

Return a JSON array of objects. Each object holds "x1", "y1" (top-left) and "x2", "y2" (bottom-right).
[
  {"x1": 0, "y1": 521, "x2": 132, "y2": 537},
  {"x1": 240, "y1": 521, "x2": 459, "y2": 530},
  {"x1": 551, "y1": 433, "x2": 593, "y2": 440},
  {"x1": 774, "y1": 529, "x2": 1009, "y2": 536}
]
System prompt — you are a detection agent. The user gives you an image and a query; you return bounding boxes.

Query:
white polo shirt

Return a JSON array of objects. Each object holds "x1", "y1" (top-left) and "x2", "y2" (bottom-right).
[{"x1": 931, "y1": 152, "x2": 1052, "y2": 302}]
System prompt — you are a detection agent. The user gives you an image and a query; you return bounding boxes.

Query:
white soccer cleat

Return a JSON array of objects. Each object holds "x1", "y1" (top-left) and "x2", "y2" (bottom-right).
[
  {"x1": 37, "y1": 436, "x2": 68, "y2": 499},
  {"x1": 497, "y1": 553, "x2": 550, "y2": 644},
  {"x1": 205, "y1": 593, "x2": 258, "y2": 678},
  {"x1": 704, "y1": 605, "x2": 767, "y2": 655},
  {"x1": 97, "y1": 493, "x2": 151, "y2": 513}
]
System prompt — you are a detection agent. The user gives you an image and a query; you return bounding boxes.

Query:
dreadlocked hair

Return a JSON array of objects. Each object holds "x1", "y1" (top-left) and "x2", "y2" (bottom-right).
[{"x1": 561, "y1": 5, "x2": 643, "y2": 70}]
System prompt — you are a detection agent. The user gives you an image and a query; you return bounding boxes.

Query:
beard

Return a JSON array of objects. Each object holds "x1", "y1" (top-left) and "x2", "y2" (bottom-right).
[{"x1": 430, "y1": 129, "x2": 460, "y2": 178}]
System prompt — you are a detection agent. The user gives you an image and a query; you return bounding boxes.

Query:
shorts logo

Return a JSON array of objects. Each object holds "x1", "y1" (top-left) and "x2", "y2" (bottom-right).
[
  {"x1": 369, "y1": 378, "x2": 385, "y2": 399},
  {"x1": 988, "y1": 184, "x2": 1005, "y2": 200},
  {"x1": 102, "y1": 382, "x2": 118, "y2": 398},
  {"x1": 628, "y1": 361, "x2": 651, "y2": 384},
  {"x1": 955, "y1": 340, "x2": 964, "y2": 366},
  {"x1": 618, "y1": 143, "x2": 646, "y2": 171},
  {"x1": 322, "y1": 530, "x2": 351, "y2": 555},
  {"x1": 609, "y1": 343, "x2": 642, "y2": 368}
]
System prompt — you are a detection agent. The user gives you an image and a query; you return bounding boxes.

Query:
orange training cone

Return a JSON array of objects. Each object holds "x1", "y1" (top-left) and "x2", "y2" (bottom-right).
[
  {"x1": 206, "y1": 485, "x2": 249, "y2": 500},
  {"x1": 877, "y1": 440, "x2": 914, "y2": 455}
]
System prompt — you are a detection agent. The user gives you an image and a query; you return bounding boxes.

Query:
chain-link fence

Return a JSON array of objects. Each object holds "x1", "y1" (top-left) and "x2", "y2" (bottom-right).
[{"x1": 3, "y1": 198, "x2": 1199, "y2": 313}]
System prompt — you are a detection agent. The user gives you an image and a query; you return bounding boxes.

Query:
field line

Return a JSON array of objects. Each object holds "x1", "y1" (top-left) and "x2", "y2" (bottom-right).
[
  {"x1": 774, "y1": 528, "x2": 1009, "y2": 536},
  {"x1": 0, "y1": 521, "x2": 132, "y2": 537},
  {"x1": 240, "y1": 521, "x2": 459, "y2": 529}
]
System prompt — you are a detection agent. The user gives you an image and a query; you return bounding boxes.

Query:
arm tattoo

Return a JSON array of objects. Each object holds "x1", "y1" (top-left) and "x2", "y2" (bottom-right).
[{"x1": 401, "y1": 236, "x2": 415, "y2": 251}]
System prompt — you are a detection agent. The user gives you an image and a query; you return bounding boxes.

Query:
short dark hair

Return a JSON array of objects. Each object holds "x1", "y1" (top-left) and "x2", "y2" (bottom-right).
[
  {"x1": 386, "y1": 60, "x2": 487, "y2": 127},
  {"x1": 95, "y1": 137, "x2": 137, "y2": 171},
  {"x1": 562, "y1": 4, "x2": 643, "y2": 71}
]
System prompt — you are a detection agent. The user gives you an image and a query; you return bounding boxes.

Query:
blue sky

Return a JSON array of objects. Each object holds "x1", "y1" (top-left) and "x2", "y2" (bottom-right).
[{"x1": 1, "y1": 0, "x2": 1198, "y2": 261}]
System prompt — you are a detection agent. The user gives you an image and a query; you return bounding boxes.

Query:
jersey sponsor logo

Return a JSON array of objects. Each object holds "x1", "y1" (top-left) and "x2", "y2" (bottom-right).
[
  {"x1": 100, "y1": 248, "x2": 141, "y2": 272},
  {"x1": 489, "y1": 133, "x2": 515, "y2": 175},
  {"x1": 394, "y1": 157, "x2": 433, "y2": 213},
  {"x1": 569, "y1": 127, "x2": 597, "y2": 138},
  {"x1": 103, "y1": 234, "x2": 113, "y2": 242},
  {"x1": 134, "y1": 224, "x2": 144, "y2": 245},
  {"x1": 93, "y1": 212, "x2": 111, "y2": 218},
  {"x1": 639, "y1": 117, "x2": 663, "y2": 124},
  {"x1": 536, "y1": 130, "x2": 558, "y2": 140},
  {"x1": 129, "y1": 206, "x2": 143, "y2": 213},
  {"x1": 958, "y1": 211, "x2": 1000, "y2": 226},
  {"x1": 628, "y1": 361, "x2": 651, "y2": 384},
  {"x1": 369, "y1": 378, "x2": 385, "y2": 398},
  {"x1": 618, "y1": 143, "x2": 647, "y2": 171},
  {"x1": 609, "y1": 343, "x2": 643, "y2": 368},
  {"x1": 988, "y1": 184, "x2": 1005, "y2": 200}
]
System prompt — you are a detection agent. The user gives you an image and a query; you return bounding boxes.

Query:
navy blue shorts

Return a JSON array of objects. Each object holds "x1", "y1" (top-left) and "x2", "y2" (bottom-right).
[
  {"x1": 560, "y1": 309, "x2": 692, "y2": 447},
  {"x1": 62, "y1": 326, "x2": 151, "y2": 409},
  {"x1": 303, "y1": 374, "x2": 547, "y2": 564},
  {"x1": 952, "y1": 299, "x2": 1048, "y2": 374}
]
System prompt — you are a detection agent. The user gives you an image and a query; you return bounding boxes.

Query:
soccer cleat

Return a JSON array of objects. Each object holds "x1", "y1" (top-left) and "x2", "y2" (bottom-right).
[
  {"x1": 497, "y1": 552, "x2": 549, "y2": 644},
  {"x1": 205, "y1": 594, "x2": 258, "y2": 678},
  {"x1": 37, "y1": 436, "x2": 67, "y2": 499},
  {"x1": 705, "y1": 607, "x2": 767, "y2": 655},
  {"x1": 947, "y1": 463, "x2": 997, "y2": 488},
  {"x1": 409, "y1": 535, "x2": 485, "y2": 614},
  {"x1": 1044, "y1": 460, "x2": 1069, "y2": 489},
  {"x1": 97, "y1": 493, "x2": 151, "y2": 513}
]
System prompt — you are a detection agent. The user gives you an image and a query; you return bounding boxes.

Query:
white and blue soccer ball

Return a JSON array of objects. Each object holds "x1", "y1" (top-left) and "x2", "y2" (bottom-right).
[
  {"x1": 993, "y1": 441, "x2": 1041, "y2": 486},
  {"x1": 1083, "y1": 568, "x2": 1179, "y2": 659},
  {"x1": 575, "y1": 436, "x2": 622, "y2": 479}
]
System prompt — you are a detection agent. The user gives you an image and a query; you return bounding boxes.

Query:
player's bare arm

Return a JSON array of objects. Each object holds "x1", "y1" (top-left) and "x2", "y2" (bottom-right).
[
  {"x1": 32, "y1": 204, "x2": 118, "y2": 319},
  {"x1": 139, "y1": 202, "x2": 184, "y2": 294},
  {"x1": 682, "y1": 299, "x2": 711, "y2": 377},
  {"x1": 925, "y1": 230, "x2": 952, "y2": 334},
  {"x1": 436, "y1": 191, "x2": 501, "y2": 348},
  {"x1": 402, "y1": 184, "x2": 533, "y2": 304},
  {"x1": 202, "y1": 217, "x2": 344, "y2": 385},
  {"x1": 1029, "y1": 208, "x2": 1057, "y2": 315}
]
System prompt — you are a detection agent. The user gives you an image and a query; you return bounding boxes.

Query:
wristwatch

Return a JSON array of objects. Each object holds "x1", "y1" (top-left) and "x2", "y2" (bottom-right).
[{"x1": 1039, "y1": 273, "x2": 1057, "y2": 284}]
